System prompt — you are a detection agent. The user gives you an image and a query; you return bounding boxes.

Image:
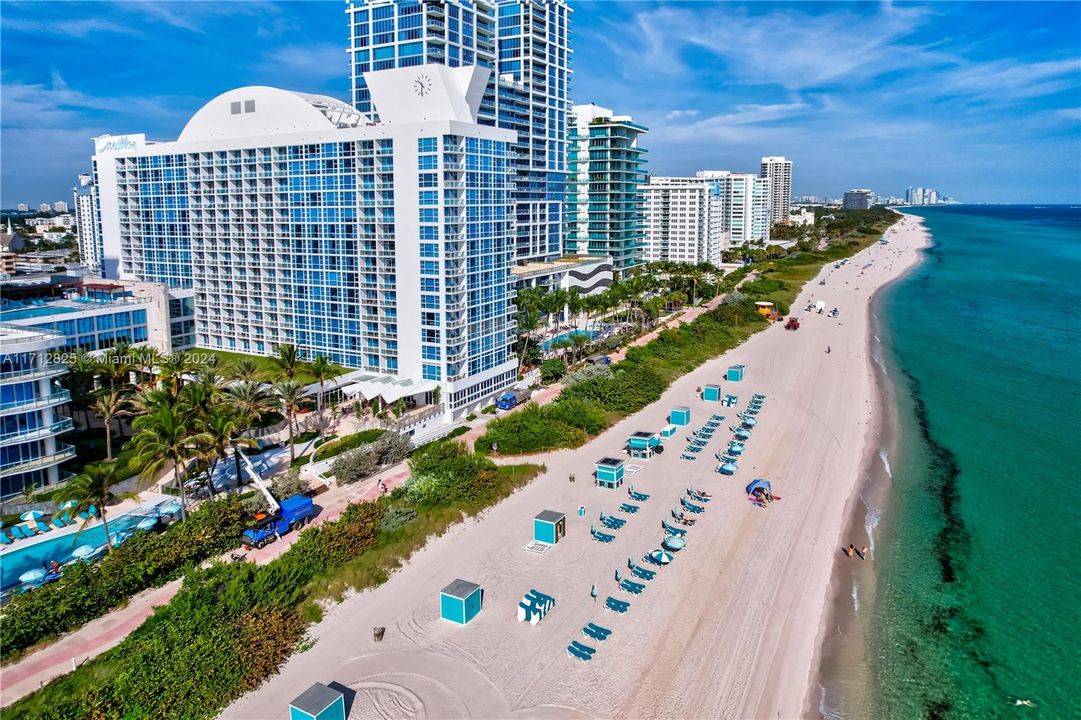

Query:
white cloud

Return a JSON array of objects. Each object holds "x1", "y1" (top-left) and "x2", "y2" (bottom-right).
[
  {"x1": 664, "y1": 109, "x2": 699, "y2": 121},
  {"x1": 254, "y1": 43, "x2": 349, "y2": 90}
]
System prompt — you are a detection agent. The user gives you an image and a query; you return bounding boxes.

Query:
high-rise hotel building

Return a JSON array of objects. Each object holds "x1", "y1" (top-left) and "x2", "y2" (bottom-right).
[
  {"x1": 759, "y1": 156, "x2": 791, "y2": 224},
  {"x1": 93, "y1": 65, "x2": 519, "y2": 418},
  {"x1": 346, "y1": 0, "x2": 571, "y2": 265}
]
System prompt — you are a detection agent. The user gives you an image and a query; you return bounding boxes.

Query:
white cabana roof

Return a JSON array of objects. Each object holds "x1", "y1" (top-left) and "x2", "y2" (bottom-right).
[{"x1": 327, "y1": 372, "x2": 437, "y2": 404}]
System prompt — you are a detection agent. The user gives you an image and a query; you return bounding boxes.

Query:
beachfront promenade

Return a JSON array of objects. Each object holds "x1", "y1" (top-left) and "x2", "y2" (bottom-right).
[{"x1": 224, "y1": 219, "x2": 928, "y2": 719}]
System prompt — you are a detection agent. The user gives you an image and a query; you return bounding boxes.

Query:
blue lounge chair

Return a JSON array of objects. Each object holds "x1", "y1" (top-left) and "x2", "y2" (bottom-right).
[
  {"x1": 681, "y1": 498, "x2": 705, "y2": 514},
  {"x1": 52, "y1": 516, "x2": 67, "y2": 529},
  {"x1": 605, "y1": 596, "x2": 630, "y2": 614},
  {"x1": 711, "y1": 414, "x2": 725, "y2": 421},
  {"x1": 691, "y1": 439, "x2": 707, "y2": 448},
  {"x1": 618, "y1": 503, "x2": 639, "y2": 514},
  {"x1": 77, "y1": 511, "x2": 90, "y2": 521},
  {"x1": 620, "y1": 579, "x2": 646, "y2": 595},
  {"x1": 600, "y1": 514, "x2": 625, "y2": 531},
  {"x1": 34, "y1": 521, "x2": 52, "y2": 534},
  {"x1": 591, "y1": 526, "x2": 616, "y2": 544},
  {"x1": 583, "y1": 623, "x2": 612, "y2": 642},
  {"x1": 0, "y1": 533, "x2": 11, "y2": 545},
  {"x1": 628, "y1": 488, "x2": 650, "y2": 502},
  {"x1": 630, "y1": 565, "x2": 655, "y2": 581},
  {"x1": 688, "y1": 489, "x2": 711, "y2": 503},
  {"x1": 567, "y1": 643, "x2": 593, "y2": 662},
  {"x1": 11, "y1": 525, "x2": 30, "y2": 539},
  {"x1": 88, "y1": 505, "x2": 98, "y2": 518},
  {"x1": 662, "y1": 520, "x2": 687, "y2": 537},
  {"x1": 680, "y1": 454, "x2": 696, "y2": 461},
  {"x1": 570, "y1": 640, "x2": 597, "y2": 657}
]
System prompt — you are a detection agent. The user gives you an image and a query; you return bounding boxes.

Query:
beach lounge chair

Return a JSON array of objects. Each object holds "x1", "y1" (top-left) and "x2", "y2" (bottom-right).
[
  {"x1": 680, "y1": 454, "x2": 696, "y2": 461},
  {"x1": 567, "y1": 643, "x2": 593, "y2": 663},
  {"x1": 88, "y1": 505, "x2": 98, "y2": 518},
  {"x1": 681, "y1": 498, "x2": 705, "y2": 514},
  {"x1": 583, "y1": 623, "x2": 612, "y2": 642},
  {"x1": 591, "y1": 526, "x2": 616, "y2": 544},
  {"x1": 688, "y1": 490, "x2": 711, "y2": 503},
  {"x1": 600, "y1": 514, "x2": 625, "y2": 531},
  {"x1": 753, "y1": 394, "x2": 766, "y2": 400},
  {"x1": 519, "y1": 601, "x2": 542, "y2": 624},
  {"x1": 34, "y1": 521, "x2": 52, "y2": 534},
  {"x1": 10, "y1": 525, "x2": 29, "y2": 539},
  {"x1": 630, "y1": 565, "x2": 655, "y2": 582},
  {"x1": 662, "y1": 520, "x2": 687, "y2": 537},
  {"x1": 711, "y1": 414, "x2": 725, "y2": 421},
  {"x1": 570, "y1": 640, "x2": 597, "y2": 657},
  {"x1": 618, "y1": 503, "x2": 639, "y2": 514},
  {"x1": 685, "y1": 446, "x2": 702, "y2": 453},
  {"x1": 605, "y1": 596, "x2": 630, "y2": 614},
  {"x1": 77, "y1": 510, "x2": 89, "y2": 521},
  {"x1": 51, "y1": 516, "x2": 67, "y2": 529},
  {"x1": 620, "y1": 579, "x2": 646, "y2": 595},
  {"x1": 691, "y1": 439, "x2": 707, "y2": 448},
  {"x1": 628, "y1": 488, "x2": 650, "y2": 502},
  {"x1": 0, "y1": 532, "x2": 11, "y2": 545},
  {"x1": 672, "y1": 510, "x2": 695, "y2": 526}
]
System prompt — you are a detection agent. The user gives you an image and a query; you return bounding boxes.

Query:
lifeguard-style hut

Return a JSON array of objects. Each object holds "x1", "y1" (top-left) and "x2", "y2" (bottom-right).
[
  {"x1": 290, "y1": 683, "x2": 346, "y2": 720},
  {"x1": 702, "y1": 384, "x2": 722, "y2": 402},
  {"x1": 670, "y1": 405, "x2": 691, "y2": 426},
  {"x1": 755, "y1": 301, "x2": 774, "y2": 317},
  {"x1": 726, "y1": 364, "x2": 746, "y2": 382},
  {"x1": 440, "y1": 579, "x2": 483, "y2": 625},
  {"x1": 594, "y1": 457, "x2": 625, "y2": 489},
  {"x1": 627, "y1": 431, "x2": 660, "y2": 459},
  {"x1": 533, "y1": 510, "x2": 566, "y2": 545}
]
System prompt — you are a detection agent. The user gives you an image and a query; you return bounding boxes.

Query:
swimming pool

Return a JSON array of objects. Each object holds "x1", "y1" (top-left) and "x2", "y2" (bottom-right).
[
  {"x1": 541, "y1": 326, "x2": 606, "y2": 351},
  {"x1": 0, "y1": 510, "x2": 156, "y2": 591},
  {"x1": 0, "y1": 305, "x2": 78, "y2": 320}
]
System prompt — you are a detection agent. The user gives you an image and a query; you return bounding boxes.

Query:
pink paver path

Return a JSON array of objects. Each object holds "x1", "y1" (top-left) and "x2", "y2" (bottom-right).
[{"x1": 0, "y1": 465, "x2": 411, "y2": 706}]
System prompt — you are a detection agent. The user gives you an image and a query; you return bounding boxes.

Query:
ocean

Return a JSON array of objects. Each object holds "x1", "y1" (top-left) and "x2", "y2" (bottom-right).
[{"x1": 819, "y1": 206, "x2": 1081, "y2": 719}]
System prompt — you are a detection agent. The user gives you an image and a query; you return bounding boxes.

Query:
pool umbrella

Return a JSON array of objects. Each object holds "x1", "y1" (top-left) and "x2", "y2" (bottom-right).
[
  {"x1": 19, "y1": 510, "x2": 43, "y2": 521},
  {"x1": 158, "y1": 501, "x2": 181, "y2": 516},
  {"x1": 19, "y1": 569, "x2": 46, "y2": 584},
  {"x1": 136, "y1": 517, "x2": 157, "y2": 531},
  {"x1": 72, "y1": 545, "x2": 96, "y2": 559},
  {"x1": 59, "y1": 500, "x2": 78, "y2": 510}
]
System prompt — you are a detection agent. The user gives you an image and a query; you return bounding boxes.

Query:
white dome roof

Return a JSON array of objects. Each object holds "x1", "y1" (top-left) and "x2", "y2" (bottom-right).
[{"x1": 178, "y1": 86, "x2": 368, "y2": 142}]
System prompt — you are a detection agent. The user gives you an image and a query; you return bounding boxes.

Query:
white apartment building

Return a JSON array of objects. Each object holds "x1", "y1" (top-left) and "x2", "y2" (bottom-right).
[
  {"x1": 93, "y1": 64, "x2": 519, "y2": 419},
  {"x1": 641, "y1": 177, "x2": 726, "y2": 265},
  {"x1": 696, "y1": 171, "x2": 772, "y2": 246},
  {"x1": 760, "y1": 156, "x2": 792, "y2": 225},
  {"x1": 53, "y1": 201, "x2": 69, "y2": 213},
  {"x1": 73, "y1": 183, "x2": 103, "y2": 275},
  {"x1": 24, "y1": 215, "x2": 76, "y2": 229}
]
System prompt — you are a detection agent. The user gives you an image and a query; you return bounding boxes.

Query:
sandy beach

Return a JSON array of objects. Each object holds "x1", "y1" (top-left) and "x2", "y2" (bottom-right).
[{"x1": 224, "y1": 216, "x2": 929, "y2": 720}]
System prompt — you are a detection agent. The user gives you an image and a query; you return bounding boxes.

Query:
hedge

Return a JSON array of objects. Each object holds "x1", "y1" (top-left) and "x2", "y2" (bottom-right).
[
  {"x1": 0, "y1": 496, "x2": 247, "y2": 661},
  {"x1": 312, "y1": 429, "x2": 385, "y2": 462}
]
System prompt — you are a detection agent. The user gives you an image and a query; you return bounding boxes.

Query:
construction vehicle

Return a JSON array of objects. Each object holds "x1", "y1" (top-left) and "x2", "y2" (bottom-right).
[
  {"x1": 240, "y1": 495, "x2": 315, "y2": 549},
  {"x1": 496, "y1": 388, "x2": 531, "y2": 411}
]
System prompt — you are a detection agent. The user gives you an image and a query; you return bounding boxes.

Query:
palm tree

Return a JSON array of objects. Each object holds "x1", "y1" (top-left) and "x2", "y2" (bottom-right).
[
  {"x1": 197, "y1": 408, "x2": 250, "y2": 498},
  {"x1": 157, "y1": 352, "x2": 197, "y2": 396},
  {"x1": 229, "y1": 358, "x2": 262, "y2": 383},
  {"x1": 273, "y1": 380, "x2": 305, "y2": 463},
  {"x1": 131, "y1": 403, "x2": 209, "y2": 522},
  {"x1": 224, "y1": 380, "x2": 274, "y2": 482},
  {"x1": 309, "y1": 355, "x2": 335, "y2": 436},
  {"x1": 93, "y1": 390, "x2": 130, "y2": 461},
  {"x1": 57, "y1": 461, "x2": 129, "y2": 553},
  {"x1": 130, "y1": 346, "x2": 163, "y2": 390},
  {"x1": 269, "y1": 343, "x2": 301, "y2": 380},
  {"x1": 65, "y1": 350, "x2": 98, "y2": 430}
]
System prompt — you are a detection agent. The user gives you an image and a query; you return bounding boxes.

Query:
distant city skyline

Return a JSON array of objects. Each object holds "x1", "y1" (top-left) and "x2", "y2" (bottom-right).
[{"x1": 1, "y1": 1, "x2": 1079, "y2": 205}]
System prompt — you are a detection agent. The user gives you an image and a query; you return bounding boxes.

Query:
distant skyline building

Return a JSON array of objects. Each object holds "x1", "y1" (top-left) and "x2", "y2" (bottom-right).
[
  {"x1": 565, "y1": 103, "x2": 648, "y2": 276},
  {"x1": 345, "y1": 0, "x2": 571, "y2": 266},
  {"x1": 843, "y1": 189, "x2": 875, "y2": 210},
  {"x1": 641, "y1": 176, "x2": 726, "y2": 265},
  {"x1": 905, "y1": 186, "x2": 949, "y2": 205},
  {"x1": 37, "y1": 203, "x2": 50, "y2": 213},
  {"x1": 759, "y1": 156, "x2": 792, "y2": 224},
  {"x1": 52, "y1": 201, "x2": 69, "y2": 213},
  {"x1": 92, "y1": 65, "x2": 520, "y2": 419},
  {"x1": 16, "y1": 203, "x2": 28, "y2": 212}
]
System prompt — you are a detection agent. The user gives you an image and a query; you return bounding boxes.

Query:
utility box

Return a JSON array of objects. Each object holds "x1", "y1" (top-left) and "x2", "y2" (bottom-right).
[
  {"x1": 660, "y1": 424, "x2": 677, "y2": 440},
  {"x1": 290, "y1": 683, "x2": 345, "y2": 720},
  {"x1": 702, "y1": 385, "x2": 721, "y2": 402},
  {"x1": 533, "y1": 510, "x2": 566, "y2": 545},
  {"x1": 727, "y1": 365, "x2": 746, "y2": 382},
  {"x1": 440, "y1": 579, "x2": 483, "y2": 625},
  {"x1": 594, "y1": 457, "x2": 625, "y2": 489},
  {"x1": 670, "y1": 406, "x2": 691, "y2": 426}
]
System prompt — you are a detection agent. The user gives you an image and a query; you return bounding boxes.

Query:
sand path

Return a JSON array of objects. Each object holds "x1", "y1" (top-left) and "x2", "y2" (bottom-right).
[{"x1": 224, "y1": 217, "x2": 928, "y2": 720}]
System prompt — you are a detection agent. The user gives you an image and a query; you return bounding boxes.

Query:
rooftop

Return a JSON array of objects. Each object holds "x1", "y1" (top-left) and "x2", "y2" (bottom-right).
[
  {"x1": 535, "y1": 510, "x2": 565, "y2": 523},
  {"x1": 441, "y1": 578, "x2": 481, "y2": 599}
]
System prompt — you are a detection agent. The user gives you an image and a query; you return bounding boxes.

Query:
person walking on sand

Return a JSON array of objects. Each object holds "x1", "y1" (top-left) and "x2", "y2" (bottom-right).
[
  {"x1": 862, "y1": 545, "x2": 869, "y2": 558},
  {"x1": 848, "y1": 544, "x2": 856, "y2": 558}
]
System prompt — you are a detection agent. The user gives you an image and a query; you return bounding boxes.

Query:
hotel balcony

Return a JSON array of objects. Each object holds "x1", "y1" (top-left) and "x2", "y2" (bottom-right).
[
  {"x1": 0, "y1": 362, "x2": 67, "y2": 383},
  {"x1": 0, "y1": 389, "x2": 71, "y2": 417},
  {"x1": 0, "y1": 443, "x2": 77, "y2": 479},
  {"x1": 0, "y1": 417, "x2": 74, "y2": 446}
]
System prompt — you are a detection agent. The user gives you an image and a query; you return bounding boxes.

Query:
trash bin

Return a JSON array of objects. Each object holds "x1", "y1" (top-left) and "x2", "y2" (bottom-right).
[{"x1": 373, "y1": 626, "x2": 385, "y2": 642}]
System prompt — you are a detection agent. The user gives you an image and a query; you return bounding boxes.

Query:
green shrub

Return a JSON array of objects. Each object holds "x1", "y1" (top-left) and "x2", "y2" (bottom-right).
[
  {"x1": 329, "y1": 432, "x2": 411, "y2": 484},
  {"x1": 379, "y1": 506, "x2": 417, "y2": 533},
  {"x1": 0, "y1": 496, "x2": 247, "y2": 660},
  {"x1": 405, "y1": 442, "x2": 502, "y2": 508},
  {"x1": 313, "y1": 429, "x2": 385, "y2": 462},
  {"x1": 444, "y1": 426, "x2": 469, "y2": 440},
  {"x1": 540, "y1": 358, "x2": 567, "y2": 383},
  {"x1": 474, "y1": 403, "x2": 588, "y2": 454},
  {"x1": 466, "y1": 413, "x2": 477, "y2": 421},
  {"x1": 292, "y1": 430, "x2": 318, "y2": 444}
]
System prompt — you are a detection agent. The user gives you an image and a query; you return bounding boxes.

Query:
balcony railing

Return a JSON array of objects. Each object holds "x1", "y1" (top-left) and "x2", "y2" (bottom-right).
[
  {"x1": 0, "y1": 417, "x2": 74, "y2": 446},
  {"x1": 0, "y1": 363, "x2": 67, "y2": 383},
  {"x1": 0, "y1": 389, "x2": 71, "y2": 416},
  {"x1": 0, "y1": 443, "x2": 77, "y2": 478}
]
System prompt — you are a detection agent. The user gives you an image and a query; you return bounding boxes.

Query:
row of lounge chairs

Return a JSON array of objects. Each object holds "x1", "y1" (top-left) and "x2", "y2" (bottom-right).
[
  {"x1": 518, "y1": 588, "x2": 555, "y2": 625},
  {"x1": 568, "y1": 624, "x2": 615, "y2": 663},
  {"x1": 0, "y1": 506, "x2": 98, "y2": 545}
]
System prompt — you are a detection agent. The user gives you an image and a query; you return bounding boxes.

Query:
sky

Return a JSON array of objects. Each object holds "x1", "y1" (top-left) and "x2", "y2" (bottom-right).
[{"x1": 2, "y1": 1, "x2": 1079, "y2": 206}]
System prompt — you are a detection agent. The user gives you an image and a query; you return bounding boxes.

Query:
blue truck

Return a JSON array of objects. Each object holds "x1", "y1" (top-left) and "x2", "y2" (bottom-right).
[
  {"x1": 241, "y1": 494, "x2": 315, "y2": 549},
  {"x1": 496, "y1": 388, "x2": 531, "y2": 411}
]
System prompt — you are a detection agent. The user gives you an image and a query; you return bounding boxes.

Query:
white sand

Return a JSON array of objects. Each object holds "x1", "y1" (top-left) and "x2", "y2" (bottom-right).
[{"x1": 223, "y1": 216, "x2": 929, "y2": 720}]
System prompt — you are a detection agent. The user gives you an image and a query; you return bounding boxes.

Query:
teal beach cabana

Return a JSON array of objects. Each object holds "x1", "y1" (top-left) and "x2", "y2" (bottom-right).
[
  {"x1": 595, "y1": 457, "x2": 625, "y2": 489},
  {"x1": 670, "y1": 405, "x2": 691, "y2": 426},
  {"x1": 727, "y1": 364, "x2": 746, "y2": 382},
  {"x1": 533, "y1": 510, "x2": 566, "y2": 545},
  {"x1": 627, "y1": 431, "x2": 661, "y2": 459},
  {"x1": 659, "y1": 423, "x2": 678, "y2": 440},
  {"x1": 702, "y1": 384, "x2": 722, "y2": 402},
  {"x1": 440, "y1": 579, "x2": 483, "y2": 625},
  {"x1": 290, "y1": 683, "x2": 345, "y2": 720}
]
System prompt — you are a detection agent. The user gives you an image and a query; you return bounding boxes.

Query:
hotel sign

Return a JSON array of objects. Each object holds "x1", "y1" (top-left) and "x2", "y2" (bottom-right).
[{"x1": 94, "y1": 134, "x2": 146, "y2": 154}]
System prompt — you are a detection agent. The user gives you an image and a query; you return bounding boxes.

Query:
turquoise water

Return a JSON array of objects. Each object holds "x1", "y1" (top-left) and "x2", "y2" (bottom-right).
[
  {"x1": 542, "y1": 327, "x2": 604, "y2": 351},
  {"x1": 0, "y1": 305, "x2": 77, "y2": 320},
  {"x1": 867, "y1": 206, "x2": 1081, "y2": 717},
  {"x1": 0, "y1": 511, "x2": 154, "y2": 590}
]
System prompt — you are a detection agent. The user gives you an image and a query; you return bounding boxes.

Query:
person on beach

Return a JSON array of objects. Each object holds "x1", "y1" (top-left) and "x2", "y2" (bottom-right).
[
  {"x1": 826, "y1": 346, "x2": 831, "y2": 354},
  {"x1": 862, "y1": 545, "x2": 869, "y2": 558},
  {"x1": 848, "y1": 544, "x2": 856, "y2": 557}
]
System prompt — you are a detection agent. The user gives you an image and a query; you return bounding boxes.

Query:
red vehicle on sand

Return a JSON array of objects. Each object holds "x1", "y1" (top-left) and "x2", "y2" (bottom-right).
[{"x1": 785, "y1": 317, "x2": 800, "y2": 330}]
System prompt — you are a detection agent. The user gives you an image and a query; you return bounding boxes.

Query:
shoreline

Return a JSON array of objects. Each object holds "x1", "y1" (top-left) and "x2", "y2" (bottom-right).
[{"x1": 805, "y1": 213, "x2": 933, "y2": 719}]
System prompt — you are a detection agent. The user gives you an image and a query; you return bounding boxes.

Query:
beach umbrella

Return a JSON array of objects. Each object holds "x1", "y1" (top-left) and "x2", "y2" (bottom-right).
[
  {"x1": 19, "y1": 510, "x2": 43, "y2": 521},
  {"x1": 662, "y1": 535, "x2": 687, "y2": 552},
  {"x1": 158, "y1": 500, "x2": 181, "y2": 516},
  {"x1": 19, "y1": 569, "x2": 46, "y2": 584},
  {"x1": 136, "y1": 517, "x2": 157, "y2": 531},
  {"x1": 59, "y1": 499, "x2": 78, "y2": 510},
  {"x1": 109, "y1": 531, "x2": 129, "y2": 547},
  {"x1": 719, "y1": 462, "x2": 737, "y2": 475},
  {"x1": 735, "y1": 429, "x2": 751, "y2": 440},
  {"x1": 72, "y1": 545, "x2": 96, "y2": 559},
  {"x1": 648, "y1": 549, "x2": 673, "y2": 565}
]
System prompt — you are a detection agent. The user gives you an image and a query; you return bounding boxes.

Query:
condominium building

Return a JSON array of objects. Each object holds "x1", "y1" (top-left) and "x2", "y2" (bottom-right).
[
  {"x1": 565, "y1": 103, "x2": 648, "y2": 276},
  {"x1": 53, "y1": 201, "x2": 69, "y2": 213},
  {"x1": 641, "y1": 176, "x2": 725, "y2": 265},
  {"x1": 346, "y1": 0, "x2": 571, "y2": 265},
  {"x1": 0, "y1": 325, "x2": 74, "y2": 499},
  {"x1": 697, "y1": 171, "x2": 772, "y2": 246},
  {"x1": 38, "y1": 203, "x2": 51, "y2": 213},
  {"x1": 759, "y1": 156, "x2": 791, "y2": 224},
  {"x1": 93, "y1": 64, "x2": 519, "y2": 418},
  {"x1": 73, "y1": 177, "x2": 103, "y2": 275},
  {"x1": 16, "y1": 203, "x2": 29, "y2": 212},
  {"x1": 843, "y1": 189, "x2": 875, "y2": 210}
]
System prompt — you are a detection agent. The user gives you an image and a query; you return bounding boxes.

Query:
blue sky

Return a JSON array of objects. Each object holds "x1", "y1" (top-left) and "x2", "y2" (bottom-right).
[{"x1": 2, "y1": 1, "x2": 1079, "y2": 206}]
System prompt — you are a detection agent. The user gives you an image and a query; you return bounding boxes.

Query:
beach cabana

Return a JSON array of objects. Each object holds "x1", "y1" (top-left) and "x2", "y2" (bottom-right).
[
  {"x1": 669, "y1": 406, "x2": 691, "y2": 426},
  {"x1": 594, "y1": 457, "x2": 625, "y2": 489},
  {"x1": 726, "y1": 364, "x2": 746, "y2": 382},
  {"x1": 702, "y1": 384, "x2": 722, "y2": 402},
  {"x1": 659, "y1": 424, "x2": 677, "y2": 440},
  {"x1": 746, "y1": 479, "x2": 772, "y2": 495},
  {"x1": 626, "y1": 431, "x2": 661, "y2": 459},
  {"x1": 755, "y1": 301, "x2": 774, "y2": 317},
  {"x1": 440, "y1": 579, "x2": 483, "y2": 625},
  {"x1": 289, "y1": 683, "x2": 346, "y2": 720},
  {"x1": 533, "y1": 510, "x2": 566, "y2": 545}
]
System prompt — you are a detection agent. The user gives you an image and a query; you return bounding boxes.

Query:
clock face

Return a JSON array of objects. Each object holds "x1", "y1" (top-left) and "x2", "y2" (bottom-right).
[{"x1": 414, "y1": 74, "x2": 432, "y2": 97}]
